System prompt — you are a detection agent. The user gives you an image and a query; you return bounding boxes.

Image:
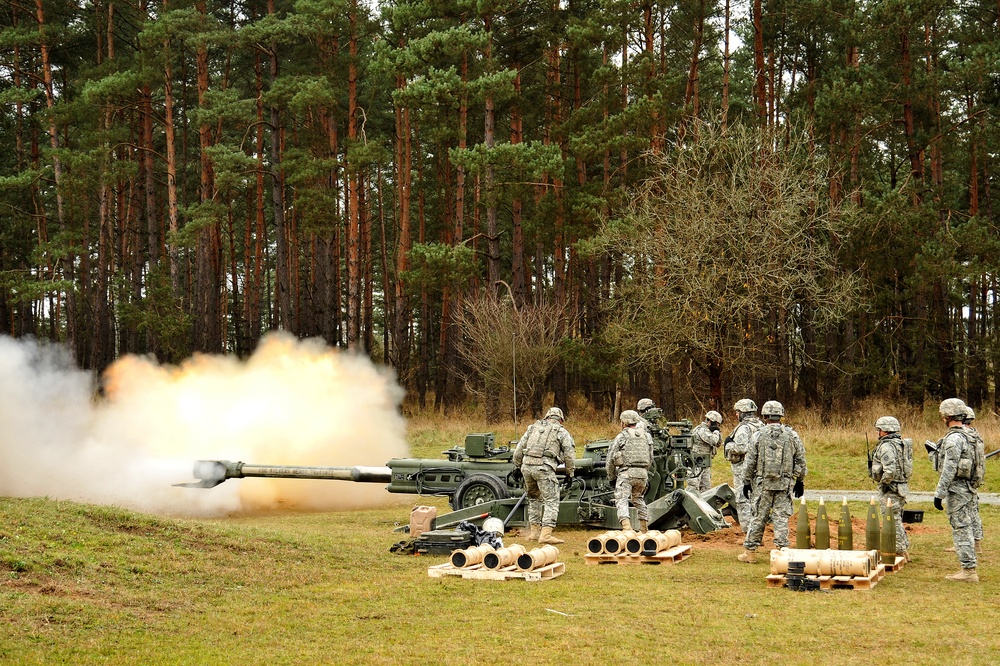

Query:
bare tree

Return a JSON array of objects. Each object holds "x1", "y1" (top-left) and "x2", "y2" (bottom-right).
[
  {"x1": 591, "y1": 120, "x2": 864, "y2": 408},
  {"x1": 457, "y1": 294, "x2": 569, "y2": 424}
]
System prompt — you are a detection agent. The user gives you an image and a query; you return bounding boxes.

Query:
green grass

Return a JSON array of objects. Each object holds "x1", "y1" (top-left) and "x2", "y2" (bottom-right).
[{"x1": 2, "y1": 495, "x2": 999, "y2": 665}]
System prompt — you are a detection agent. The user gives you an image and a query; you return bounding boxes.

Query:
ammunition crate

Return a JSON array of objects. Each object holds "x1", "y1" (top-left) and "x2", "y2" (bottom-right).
[
  {"x1": 901, "y1": 510, "x2": 924, "y2": 523},
  {"x1": 414, "y1": 529, "x2": 474, "y2": 556}
]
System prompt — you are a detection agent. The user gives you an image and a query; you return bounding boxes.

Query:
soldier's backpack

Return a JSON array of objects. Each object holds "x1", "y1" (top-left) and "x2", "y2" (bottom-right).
[
  {"x1": 760, "y1": 425, "x2": 793, "y2": 488},
  {"x1": 898, "y1": 438, "x2": 913, "y2": 483},
  {"x1": 971, "y1": 433, "x2": 987, "y2": 488},
  {"x1": 620, "y1": 430, "x2": 651, "y2": 467},
  {"x1": 524, "y1": 421, "x2": 558, "y2": 458}
]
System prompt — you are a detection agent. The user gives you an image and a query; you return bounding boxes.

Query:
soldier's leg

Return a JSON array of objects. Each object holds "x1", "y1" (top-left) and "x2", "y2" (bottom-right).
[
  {"x1": 972, "y1": 493, "x2": 983, "y2": 542},
  {"x1": 537, "y1": 470, "x2": 560, "y2": 527},
  {"x1": 889, "y1": 491, "x2": 909, "y2": 553},
  {"x1": 524, "y1": 469, "x2": 543, "y2": 527},
  {"x1": 771, "y1": 492, "x2": 793, "y2": 548},
  {"x1": 615, "y1": 477, "x2": 632, "y2": 523},
  {"x1": 732, "y1": 466, "x2": 752, "y2": 532},
  {"x1": 744, "y1": 492, "x2": 774, "y2": 550},
  {"x1": 632, "y1": 479, "x2": 649, "y2": 523},
  {"x1": 947, "y1": 492, "x2": 977, "y2": 569}
]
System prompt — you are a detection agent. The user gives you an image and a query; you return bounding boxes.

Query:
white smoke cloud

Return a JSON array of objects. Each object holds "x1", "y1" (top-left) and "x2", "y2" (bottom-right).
[{"x1": 0, "y1": 333, "x2": 409, "y2": 516}]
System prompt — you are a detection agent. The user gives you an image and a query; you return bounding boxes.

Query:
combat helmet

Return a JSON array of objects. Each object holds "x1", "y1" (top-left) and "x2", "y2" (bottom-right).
[
  {"x1": 637, "y1": 398, "x2": 655, "y2": 413},
  {"x1": 545, "y1": 406, "x2": 565, "y2": 421},
  {"x1": 761, "y1": 400, "x2": 785, "y2": 419},
  {"x1": 965, "y1": 406, "x2": 976, "y2": 422},
  {"x1": 620, "y1": 409, "x2": 641, "y2": 425},
  {"x1": 874, "y1": 416, "x2": 900, "y2": 433},
  {"x1": 939, "y1": 398, "x2": 967, "y2": 420},
  {"x1": 705, "y1": 410, "x2": 724, "y2": 424},
  {"x1": 733, "y1": 398, "x2": 758, "y2": 414}
]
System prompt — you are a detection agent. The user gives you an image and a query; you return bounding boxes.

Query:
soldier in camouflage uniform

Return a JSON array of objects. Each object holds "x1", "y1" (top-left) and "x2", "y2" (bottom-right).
[
  {"x1": 870, "y1": 416, "x2": 911, "y2": 560},
  {"x1": 513, "y1": 407, "x2": 576, "y2": 545},
  {"x1": 738, "y1": 401, "x2": 807, "y2": 563},
  {"x1": 932, "y1": 398, "x2": 980, "y2": 581},
  {"x1": 962, "y1": 406, "x2": 985, "y2": 553},
  {"x1": 606, "y1": 410, "x2": 654, "y2": 532},
  {"x1": 689, "y1": 411, "x2": 723, "y2": 493},
  {"x1": 636, "y1": 398, "x2": 658, "y2": 434},
  {"x1": 725, "y1": 399, "x2": 763, "y2": 533}
]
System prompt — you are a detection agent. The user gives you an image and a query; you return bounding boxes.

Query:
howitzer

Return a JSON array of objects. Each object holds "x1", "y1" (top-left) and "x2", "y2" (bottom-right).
[{"x1": 177, "y1": 424, "x2": 738, "y2": 534}]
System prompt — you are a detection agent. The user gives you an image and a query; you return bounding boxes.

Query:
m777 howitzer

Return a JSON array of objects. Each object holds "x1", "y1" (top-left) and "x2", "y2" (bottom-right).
[{"x1": 177, "y1": 413, "x2": 738, "y2": 534}]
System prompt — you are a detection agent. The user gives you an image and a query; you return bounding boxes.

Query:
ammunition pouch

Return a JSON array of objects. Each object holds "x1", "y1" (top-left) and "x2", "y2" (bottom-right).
[{"x1": 956, "y1": 457, "x2": 973, "y2": 480}]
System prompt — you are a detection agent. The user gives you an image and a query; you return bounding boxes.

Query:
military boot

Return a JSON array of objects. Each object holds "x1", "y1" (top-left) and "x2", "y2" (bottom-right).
[
  {"x1": 538, "y1": 526, "x2": 564, "y2": 545},
  {"x1": 525, "y1": 524, "x2": 541, "y2": 542},
  {"x1": 639, "y1": 520, "x2": 649, "y2": 533},
  {"x1": 945, "y1": 568, "x2": 979, "y2": 583},
  {"x1": 738, "y1": 548, "x2": 757, "y2": 564},
  {"x1": 620, "y1": 518, "x2": 633, "y2": 531}
]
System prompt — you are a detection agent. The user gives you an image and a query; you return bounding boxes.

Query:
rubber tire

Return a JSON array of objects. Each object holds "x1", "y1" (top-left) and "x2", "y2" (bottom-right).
[{"x1": 451, "y1": 473, "x2": 511, "y2": 510}]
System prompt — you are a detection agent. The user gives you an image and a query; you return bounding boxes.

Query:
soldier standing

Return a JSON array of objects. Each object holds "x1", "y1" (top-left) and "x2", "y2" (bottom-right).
[
  {"x1": 870, "y1": 416, "x2": 911, "y2": 560},
  {"x1": 738, "y1": 401, "x2": 807, "y2": 563},
  {"x1": 690, "y1": 411, "x2": 723, "y2": 493},
  {"x1": 606, "y1": 410, "x2": 654, "y2": 533},
  {"x1": 725, "y1": 399, "x2": 763, "y2": 532},
  {"x1": 961, "y1": 406, "x2": 985, "y2": 554},
  {"x1": 933, "y1": 398, "x2": 981, "y2": 582},
  {"x1": 513, "y1": 406, "x2": 576, "y2": 545}
]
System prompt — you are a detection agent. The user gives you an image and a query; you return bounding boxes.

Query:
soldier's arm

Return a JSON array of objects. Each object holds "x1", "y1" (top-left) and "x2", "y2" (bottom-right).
[
  {"x1": 605, "y1": 439, "x2": 619, "y2": 478},
  {"x1": 934, "y1": 436, "x2": 961, "y2": 496},
  {"x1": 513, "y1": 426, "x2": 531, "y2": 467},
  {"x1": 879, "y1": 446, "x2": 899, "y2": 484},
  {"x1": 561, "y1": 430, "x2": 576, "y2": 474}
]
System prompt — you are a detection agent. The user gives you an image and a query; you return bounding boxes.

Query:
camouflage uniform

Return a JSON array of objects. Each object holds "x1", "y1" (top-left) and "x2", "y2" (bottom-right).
[
  {"x1": 935, "y1": 426, "x2": 978, "y2": 571},
  {"x1": 726, "y1": 416, "x2": 763, "y2": 531},
  {"x1": 742, "y1": 422, "x2": 807, "y2": 550},
  {"x1": 606, "y1": 425, "x2": 654, "y2": 526},
  {"x1": 690, "y1": 419, "x2": 721, "y2": 493},
  {"x1": 870, "y1": 432, "x2": 910, "y2": 555},
  {"x1": 513, "y1": 417, "x2": 575, "y2": 528},
  {"x1": 964, "y1": 423, "x2": 985, "y2": 543}
]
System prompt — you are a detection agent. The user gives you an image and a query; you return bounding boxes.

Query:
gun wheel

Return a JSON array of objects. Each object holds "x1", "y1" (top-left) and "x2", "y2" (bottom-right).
[{"x1": 451, "y1": 473, "x2": 511, "y2": 510}]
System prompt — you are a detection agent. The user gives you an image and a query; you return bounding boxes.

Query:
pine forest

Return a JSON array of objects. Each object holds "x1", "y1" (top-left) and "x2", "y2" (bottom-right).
[{"x1": 1, "y1": 0, "x2": 999, "y2": 419}]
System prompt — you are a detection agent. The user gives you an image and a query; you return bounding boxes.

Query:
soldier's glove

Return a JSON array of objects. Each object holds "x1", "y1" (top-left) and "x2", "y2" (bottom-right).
[
  {"x1": 934, "y1": 497, "x2": 944, "y2": 511},
  {"x1": 793, "y1": 479, "x2": 805, "y2": 498},
  {"x1": 879, "y1": 483, "x2": 891, "y2": 494},
  {"x1": 741, "y1": 484, "x2": 752, "y2": 500},
  {"x1": 709, "y1": 424, "x2": 720, "y2": 432}
]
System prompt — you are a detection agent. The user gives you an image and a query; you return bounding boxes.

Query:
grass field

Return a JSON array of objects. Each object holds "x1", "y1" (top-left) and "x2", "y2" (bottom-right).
[{"x1": 2, "y1": 404, "x2": 999, "y2": 665}]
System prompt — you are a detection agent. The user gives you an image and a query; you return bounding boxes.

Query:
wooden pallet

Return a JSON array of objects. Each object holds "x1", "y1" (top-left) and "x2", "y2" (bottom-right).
[
  {"x1": 765, "y1": 564, "x2": 886, "y2": 591},
  {"x1": 882, "y1": 556, "x2": 906, "y2": 573},
  {"x1": 584, "y1": 544, "x2": 692, "y2": 565},
  {"x1": 427, "y1": 561, "x2": 565, "y2": 582}
]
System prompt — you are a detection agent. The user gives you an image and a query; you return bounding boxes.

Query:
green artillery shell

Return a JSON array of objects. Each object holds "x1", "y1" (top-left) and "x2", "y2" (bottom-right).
[
  {"x1": 815, "y1": 497, "x2": 830, "y2": 550},
  {"x1": 881, "y1": 498, "x2": 896, "y2": 561},
  {"x1": 838, "y1": 497, "x2": 854, "y2": 550},
  {"x1": 796, "y1": 497, "x2": 811, "y2": 549},
  {"x1": 865, "y1": 496, "x2": 881, "y2": 563}
]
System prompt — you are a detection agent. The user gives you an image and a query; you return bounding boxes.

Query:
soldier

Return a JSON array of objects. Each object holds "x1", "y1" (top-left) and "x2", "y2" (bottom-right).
[
  {"x1": 738, "y1": 400, "x2": 807, "y2": 563},
  {"x1": 606, "y1": 410, "x2": 654, "y2": 533},
  {"x1": 513, "y1": 406, "x2": 576, "y2": 545},
  {"x1": 870, "y1": 416, "x2": 911, "y2": 561},
  {"x1": 725, "y1": 399, "x2": 764, "y2": 533},
  {"x1": 961, "y1": 406, "x2": 985, "y2": 554},
  {"x1": 690, "y1": 411, "x2": 723, "y2": 493},
  {"x1": 636, "y1": 398, "x2": 660, "y2": 434},
  {"x1": 933, "y1": 398, "x2": 981, "y2": 582}
]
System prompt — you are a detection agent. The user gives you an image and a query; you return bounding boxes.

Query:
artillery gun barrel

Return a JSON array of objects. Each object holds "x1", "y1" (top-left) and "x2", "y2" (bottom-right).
[{"x1": 177, "y1": 460, "x2": 392, "y2": 488}]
